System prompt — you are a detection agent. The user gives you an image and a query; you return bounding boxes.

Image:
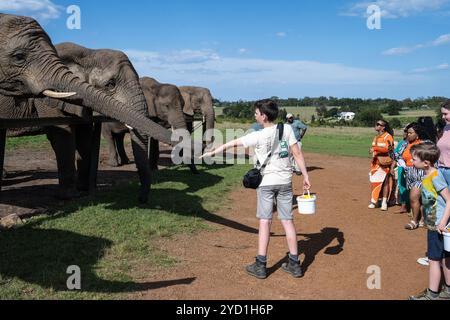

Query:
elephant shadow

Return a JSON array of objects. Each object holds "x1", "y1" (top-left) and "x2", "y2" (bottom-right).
[
  {"x1": 1, "y1": 170, "x2": 58, "y2": 187},
  {"x1": 152, "y1": 164, "x2": 235, "y2": 193},
  {"x1": 268, "y1": 227, "x2": 345, "y2": 276},
  {"x1": 0, "y1": 227, "x2": 195, "y2": 294}
]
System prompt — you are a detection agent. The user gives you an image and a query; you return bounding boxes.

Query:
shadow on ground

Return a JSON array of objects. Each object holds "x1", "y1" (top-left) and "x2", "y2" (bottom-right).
[
  {"x1": 0, "y1": 164, "x2": 257, "y2": 295},
  {"x1": 268, "y1": 227, "x2": 345, "y2": 276},
  {"x1": 0, "y1": 227, "x2": 196, "y2": 294}
]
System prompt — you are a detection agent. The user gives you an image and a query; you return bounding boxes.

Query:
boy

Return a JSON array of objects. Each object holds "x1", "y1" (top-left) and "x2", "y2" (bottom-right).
[
  {"x1": 200, "y1": 99, "x2": 311, "y2": 279},
  {"x1": 409, "y1": 143, "x2": 450, "y2": 300}
]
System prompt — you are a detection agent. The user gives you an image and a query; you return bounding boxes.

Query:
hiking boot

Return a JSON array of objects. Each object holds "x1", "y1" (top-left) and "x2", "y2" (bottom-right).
[
  {"x1": 246, "y1": 258, "x2": 267, "y2": 279},
  {"x1": 281, "y1": 256, "x2": 303, "y2": 278},
  {"x1": 409, "y1": 289, "x2": 440, "y2": 300},
  {"x1": 439, "y1": 286, "x2": 450, "y2": 300}
]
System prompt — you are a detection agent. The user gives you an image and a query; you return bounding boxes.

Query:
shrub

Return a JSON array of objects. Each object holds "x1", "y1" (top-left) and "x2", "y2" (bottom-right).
[{"x1": 355, "y1": 108, "x2": 383, "y2": 127}]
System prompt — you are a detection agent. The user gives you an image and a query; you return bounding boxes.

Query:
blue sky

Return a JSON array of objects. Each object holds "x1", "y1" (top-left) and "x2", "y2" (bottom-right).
[{"x1": 2, "y1": 0, "x2": 450, "y2": 101}]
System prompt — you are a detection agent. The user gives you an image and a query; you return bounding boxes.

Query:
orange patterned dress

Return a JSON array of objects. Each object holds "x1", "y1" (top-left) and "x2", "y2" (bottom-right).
[{"x1": 370, "y1": 132, "x2": 394, "y2": 204}]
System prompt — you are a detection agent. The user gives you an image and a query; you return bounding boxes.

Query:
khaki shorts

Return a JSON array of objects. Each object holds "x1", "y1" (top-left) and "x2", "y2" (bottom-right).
[{"x1": 256, "y1": 184, "x2": 293, "y2": 220}]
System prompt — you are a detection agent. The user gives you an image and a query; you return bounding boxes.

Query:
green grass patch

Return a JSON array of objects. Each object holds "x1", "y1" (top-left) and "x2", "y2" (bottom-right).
[
  {"x1": 0, "y1": 163, "x2": 250, "y2": 300},
  {"x1": 6, "y1": 135, "x2": 50, "y2": 151}
]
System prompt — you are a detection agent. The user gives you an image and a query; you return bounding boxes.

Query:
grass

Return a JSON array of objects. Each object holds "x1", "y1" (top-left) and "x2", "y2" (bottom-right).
[
  {"x1": 6, "y1": 135, "x2": 50, "y2": 151},
  {"x1": 301, "y1": 127, "x2": 374, "y2": 158},
  {"x1": 302, "y1": 127, "x2": 409, "y2": 158},
  {"x1": 0, "y1": 163, "x2": 251, "y2": 299}
]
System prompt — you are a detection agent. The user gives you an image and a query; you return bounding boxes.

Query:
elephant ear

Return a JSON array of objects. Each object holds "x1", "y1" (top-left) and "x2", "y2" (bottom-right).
[{"x1": 181, "y1": 91, "x2": 194, "y2": 116}]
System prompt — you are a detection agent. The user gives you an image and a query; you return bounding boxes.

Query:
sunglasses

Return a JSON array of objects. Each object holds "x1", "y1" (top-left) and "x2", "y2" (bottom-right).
[{"x1": 376, "y1": 123, "x2": 385, "y2": 127}]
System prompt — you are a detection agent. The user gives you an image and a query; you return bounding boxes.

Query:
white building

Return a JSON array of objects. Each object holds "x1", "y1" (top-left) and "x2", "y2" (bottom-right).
[{"x1": 338, "y1": 112, "x2": 356, "y2": 121}]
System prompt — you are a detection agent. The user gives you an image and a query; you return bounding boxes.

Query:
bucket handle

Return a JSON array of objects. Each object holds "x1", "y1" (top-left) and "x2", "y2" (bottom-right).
[{"x1": 303, "y1": 190, "x2": 311, "y2": 198}]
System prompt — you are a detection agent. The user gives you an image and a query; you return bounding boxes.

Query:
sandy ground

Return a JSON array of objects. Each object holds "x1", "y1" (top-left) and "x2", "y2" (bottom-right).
[{"x1": 1, "y1": 146, "x2": 429, "y2": 300}]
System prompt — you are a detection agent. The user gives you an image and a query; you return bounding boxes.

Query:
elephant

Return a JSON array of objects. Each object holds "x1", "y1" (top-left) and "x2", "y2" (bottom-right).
[
  {"x1": 0, "y1": 14, "x2": 173, "y2": 203},
  {"x1": 178, "y1": 86, "x2": 215, "y2": 148},
  {"x1": 102, "y1": 77, "x2": 199, "y2": 173}
]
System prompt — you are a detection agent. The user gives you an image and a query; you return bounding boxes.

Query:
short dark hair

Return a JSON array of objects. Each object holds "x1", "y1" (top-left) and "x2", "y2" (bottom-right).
[
  {"x1": 254, "y1": 99, "x2": 279, "y2": 122},
  {"x1": 410, "y1": 143, "x2": 440, "y2": 165},
  {"x1": 442, "y1": 99, "x2": 450, "y2": 111}
]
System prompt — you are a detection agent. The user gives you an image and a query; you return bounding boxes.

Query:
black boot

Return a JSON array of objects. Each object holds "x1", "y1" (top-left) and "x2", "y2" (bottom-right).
[
  {"x1": 282, "y1": 255, "x2": 303, "y2": 278},
  {"x1": 246, "y1": 257, "x2": 267, "y2": 279}
]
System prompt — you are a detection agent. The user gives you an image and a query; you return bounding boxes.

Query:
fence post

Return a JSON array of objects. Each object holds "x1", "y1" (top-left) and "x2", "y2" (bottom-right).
[
  {"x1": 89, "y1": 121, "x2": 102, "y2": 194},
  {"x1": 0, "y1": 129, "x2": 5, "y2": 193}
]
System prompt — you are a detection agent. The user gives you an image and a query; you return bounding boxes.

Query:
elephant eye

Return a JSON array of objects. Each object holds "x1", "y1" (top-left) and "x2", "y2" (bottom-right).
[
  {"x1": 12, "y1": 51, "x2": 26, "y2": 64},
  {"x1": 106, "y1": 79, "x2": 116, "y2": 90}
]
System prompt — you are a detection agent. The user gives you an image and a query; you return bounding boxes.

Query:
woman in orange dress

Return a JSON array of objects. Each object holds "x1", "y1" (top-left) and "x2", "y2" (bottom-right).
[{"x1": 369, "y1": 120, "x2": 395, "y2": 211}]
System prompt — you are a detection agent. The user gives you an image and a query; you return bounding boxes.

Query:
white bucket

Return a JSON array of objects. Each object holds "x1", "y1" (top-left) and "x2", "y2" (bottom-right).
[
  {"x1": 444, "y1": 231, "x2": 450, "y2": 252},
  {"x1": 297, "y1": 190, "x2": 316, "y2": 215}
]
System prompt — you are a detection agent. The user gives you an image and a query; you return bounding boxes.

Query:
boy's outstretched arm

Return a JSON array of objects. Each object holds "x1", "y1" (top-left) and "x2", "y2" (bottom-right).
[{"x1": 199, "y1": 139, "x2": 244, "y2": 159}]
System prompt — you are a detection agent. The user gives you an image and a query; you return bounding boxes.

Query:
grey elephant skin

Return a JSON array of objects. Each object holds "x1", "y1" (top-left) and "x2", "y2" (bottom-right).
[
  {"x1": 0, "y1": 14, "x2": 172, "y2": 203},
  {"x1": 102, "y1": 77, "x2": 199, "y2": 173},
  {"x1": 179, "y1": 86, "x2": 215, "y2": 147}
]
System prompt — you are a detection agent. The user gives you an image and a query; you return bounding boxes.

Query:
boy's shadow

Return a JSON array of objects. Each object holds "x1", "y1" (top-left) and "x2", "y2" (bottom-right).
[{"x1": 268, "y1": 227, "x2": 345, "y2": 276}]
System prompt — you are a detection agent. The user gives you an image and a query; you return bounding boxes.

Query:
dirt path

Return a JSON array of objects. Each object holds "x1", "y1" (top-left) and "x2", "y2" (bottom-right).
[
  {"x1": 132, "y1": 153, "x2": 429, "y2": 300},
  {"x1": 2, "y1": 146, "x2": 429, "y2": 300}
]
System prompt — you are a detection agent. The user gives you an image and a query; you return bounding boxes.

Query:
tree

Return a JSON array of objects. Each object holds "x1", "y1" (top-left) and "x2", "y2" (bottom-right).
[
  {"x1": 389, "y1": 118, "x2": 402, "y2": 129},
  {"x1": 316, "y1": 105, "x2": 328, "y2": 119},
  {"x1": 325, "y1": 107, "x2": 339, "y2": 118},
  {"x1": 355, "y1": 109, "x2": 383, "y2": 127},
  {"x1": 385, "y1": 100, "x2": 401, "y2": 116}
]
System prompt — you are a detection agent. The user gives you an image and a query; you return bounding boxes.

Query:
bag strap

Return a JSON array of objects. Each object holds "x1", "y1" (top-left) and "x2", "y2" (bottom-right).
[{"x1": 259, "y1": 123, "x2": 284, "y2": 170}]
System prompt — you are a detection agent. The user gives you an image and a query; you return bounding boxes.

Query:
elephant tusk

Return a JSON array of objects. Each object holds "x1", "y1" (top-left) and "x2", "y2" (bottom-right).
[
  {"x1": 42, "y1": 90, "x2": 77, "y2": 99},
  {"x1": 125, "y1": 124, "x2": 134, "y2": 130}
]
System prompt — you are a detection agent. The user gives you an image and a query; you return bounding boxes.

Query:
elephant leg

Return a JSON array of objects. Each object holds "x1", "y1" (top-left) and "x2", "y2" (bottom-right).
[
  {"x1": 116, "y1": 132, "x2": 130, "y2": 165},
  {"x1": 101, "y1": 125, "x2": 120, "y2": 167},
  {"x1": 130, "y1": 131, "x2": 151, "y2": 204},
  {"x1": 46, "y1": 125, "x2": 79, "y2": 200},
  {"x1": 186, "y1": 120, "x2": 194, "y2": 135},
  {"x1": 149, "y1": 138, "x2": 160, "y2": 171},
  {"x1": 74, "y1": 123, "x2": 94, "y2": 192},
  {"x1": 0, "y1": 129, "x2": 5, "y2": 192},
  {"x1": 183, "y1": 120, "x2": 199, "y2": 174}
]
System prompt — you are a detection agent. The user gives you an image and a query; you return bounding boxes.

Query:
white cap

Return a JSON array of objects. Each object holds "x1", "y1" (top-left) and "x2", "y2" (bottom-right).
[{"x1": 286, "y1": 113, "x2": 294, "y2": 119}]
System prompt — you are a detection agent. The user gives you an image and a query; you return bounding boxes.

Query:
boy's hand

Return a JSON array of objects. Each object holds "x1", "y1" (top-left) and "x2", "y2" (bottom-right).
[
  {"x1": 437, "y1": 222, "x2": 449, "y2": 234},
  {"x1": 303, "y1": 176, "x2": 311, "y2": 190}
]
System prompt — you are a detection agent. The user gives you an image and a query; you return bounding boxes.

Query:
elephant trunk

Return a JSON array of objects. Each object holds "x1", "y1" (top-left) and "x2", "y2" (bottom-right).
[
  {"x1": 42, "y1": 68, "x2": 173, "y2": 145},
  {"x1": 203, "y1": 103, "x2": 215, "y2": 144}
]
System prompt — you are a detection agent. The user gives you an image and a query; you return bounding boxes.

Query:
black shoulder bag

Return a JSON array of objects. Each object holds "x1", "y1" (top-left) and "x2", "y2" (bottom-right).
[{"x1": 243, "y1": 123, "x2": 284, "y2": 189}]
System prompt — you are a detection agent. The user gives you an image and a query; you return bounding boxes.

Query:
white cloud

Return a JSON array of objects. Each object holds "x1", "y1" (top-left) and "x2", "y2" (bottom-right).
[
  {"x1": 383, "y1": 33, "x2": 450, "y2": 55},
  {"x1": 125, "y1": 48, "x2": 423, "y2": 100},
  {"x1": 276, "y1": 32, "x2": 287, "y2": 37},
  {"x1": 432, "y1": 34, "x2": 450, "y2": 45},
  {"x1": 238, "y1": 48, "x2": 248, "y2": 54},
  {"x1": 344, "y1": 0, "x2": 449, "y2": 18},
  {"x1": 411, "y1": 63, "x2": 449, "y2": 73},
  {"x1": 0, "y1": 0, "x2": 63, "y2": 20}
]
